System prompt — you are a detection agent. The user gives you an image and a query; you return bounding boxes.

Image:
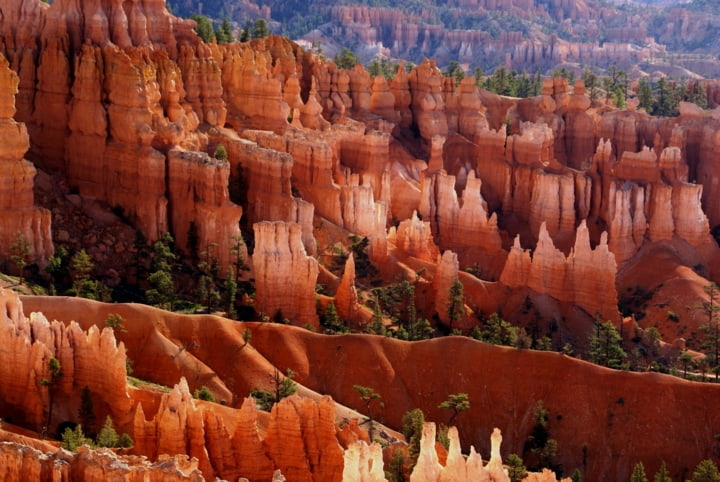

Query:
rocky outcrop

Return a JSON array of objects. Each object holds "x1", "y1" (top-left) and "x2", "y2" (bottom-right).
[
  {"x1": 253, "y1": 222, "x2": 319, "y2": 327},
  {"x1": 410, "y1": 423, "x2": 508, "y2": 482},
  {"x1": 0, "y1": 289, "x2": 130, "y2": 434},
  {"x1": 342, "y1": 441, "x2": 386, "y2": 482},
  {"x1": 336, "y1": 254, "x2": 360, "y2": 322},
  {"x1": 216, "y1": 129, "x2": 317, "y2": 255},
  {"x1": 500, "y1": 221, "x2": 619, "y2": 321},
  {"x1": 220, "y1": 42, "x2": 289, "y2": 132},
  {"x1": 0, "y1": 442, "x2": 205, "y2": 481},
  {"x1": 432, "y1": 250, "x2": 469, "y2": 330},
  {"x1": 408, "y1": 60, "x2": 448, "y2": 147},
  {"x1": 419, "y1": 170, "x2": 505, "y2": 275},
  {"x1": 0, "y1": 54, "x2": 52, "y2": 269},
  {"x1": 392, "y1": 211, "x2": 440, "y2": 262},
  {"x1": 166, "y1": 149, "x2": 243, "y2": 274},
  {"x1": 41, "y1": 0, "x2": 198, "y2": 56}
]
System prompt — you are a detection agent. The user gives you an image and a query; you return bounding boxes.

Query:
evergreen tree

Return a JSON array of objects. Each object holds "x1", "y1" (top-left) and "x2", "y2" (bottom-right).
[
  {"x1": 588, "y1": 319, "x2": 626, "y2": 369},
  {"x1": 613, "y1": 86, "x2": 626, "y2": 109},
  {"x1": 582, "y1": 68, "x2": 599, "y2": 101},
  {"x1": 367, "y1": 295, "x2": 387, "y2": 336},
  {"x1": 146, "y1": 233, "x2": 176, "y2": 310},
  {"x1": 687, "y1": 82, "x2": 708, "y2": 109},
  {"x1": 61, "y1": 425, "x2": 92, "y2": 452},
  {"x1": 251, "y1": 18, "x2": 269, "y2": 39},
  {"x1": 690, "y1": 459, "x2": 720, "y2": 482},
  {"x1": 104, "y1": 313, "x2": 126, "y2": 333},
  {"x1": 9, "y1": 231, "x2": 31, "y2": 284},
  {"x1": 96, "y1": 416, "x2": 120, "y2": 448},
  {"x1": 507, "y1": 454, "x2": 527, "y2": 482},
  {"x1": 401, "y1": 408, "x2": 425, "y2": 467},
  {"x1": 524, "y1": 400, "x2": 561, "y2": 475},
  {"x1": 653, "y1": 77, "x2": 679, "y2": 117},
  {"x1": 334, "y1": 47, "x2": 360, "y2": 69},
  {"x1": 679, "y1": 351, "x2": 694, "y2": 379},
  {"x1": 447, "y1": 278, "x2": 465, "y2": 331},
  {"x1": 438, "y1": 393, "x2": 470, "y2": 426},
  {"x1": 321, "y1": 301, "x2": 346, "y2": 334},
  {"x1": 630, "y1": 462, "x2": 648, "y2": 482},
  {"x1": 250, "y1": 369, "x2": 298, "y2": 411},
  {"x1": 473, "y1": 66, "x2": 483, "y2": 88},
  {"x1": 215, "y1": 18, "x2": 233, "y2": 44},
  {"x1": 698, "y1": 282, "x2": 720, "y2": 379},
  {"x1": 443, "y1": 61, "x2": 465, "y2": 85},
  {"x1": 473, "y1": 312, "x2": 519, "y2": 346},
  {"x1": 239, "y1": 21, "x2": 251, "y2": 42},
  {"x1": 224, "y1": 266, "x2": 237, "y2": 319},
  {"x1": 41, "y1": 357, "x2": 62, "y2": 435},
  {"x1": 70, "y1": 249, "x2": 94, "y2": 297},
  {"x1": 637, "y1": 78, "x2": 654, "y2": 111},
  {"x1": 353, "y1": 385, "x2": 383, "y2": 441},
  {"x1": 230, "y1": 234, "x2": 249, "y2": 281},
  {"x1": 191, "y1": 14, "x2": 215, "y2": 43},
  {"x1": 654, "y1": 461, "x2": 671, "y2": 482}
]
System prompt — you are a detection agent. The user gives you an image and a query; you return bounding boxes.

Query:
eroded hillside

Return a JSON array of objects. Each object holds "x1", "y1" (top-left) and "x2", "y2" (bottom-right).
[{"x1": 1, "y1": 0, "x2": 720, "y2": 480}]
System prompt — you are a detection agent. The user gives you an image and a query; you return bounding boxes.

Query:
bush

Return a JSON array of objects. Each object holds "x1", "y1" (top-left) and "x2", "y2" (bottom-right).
[
  {"x1": 213, "y1": 144, "x2": 228, "y2": 162},
  {"x1": 194, "y1": 386, "x2": 216, "y2": 402},
  {"x1": 61, "y1": 425, "x2": 92, "y2": 452}
]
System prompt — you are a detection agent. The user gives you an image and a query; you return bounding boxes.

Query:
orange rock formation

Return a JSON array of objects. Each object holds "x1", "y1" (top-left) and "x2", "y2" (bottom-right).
[{"x1": 0, "y1": 53, "x2": 52, "y2": 268}]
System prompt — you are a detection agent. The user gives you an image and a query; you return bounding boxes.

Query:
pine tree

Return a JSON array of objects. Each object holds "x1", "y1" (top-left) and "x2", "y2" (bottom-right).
[
  {"x1": 96, "y1": 416, "x2": 120, "y2": 448},
  {"x1": 690, "y1": 459, "x2": 720, "y2": 482},
  {"x1": 146, "y1": 233, "x2": 176, "y2": 310},
  {"x1": 9, "y1": 231, "x2": 31, "y2": 284},
  {"x1": 250, "y1": 369, "x2": 298, "y2": 411},
  {"x1": 334, "y1": 47, "x2": 360, "y2": 69},
  {"x1": 438, "y1": 393, "x2": 470, "y2": 426},
  {"x1": 215, "y1": 19, "x2": 233, "y2": 44},
  {"x1": 507, "y1": 454, "x2": 527, "y2": 482},
  {"x1": 588, "y1": 319, "x2": 627, "y2": 369},
  {"x1": 637, "y1": 78, "x2": 654, "y2": 111},
  {"x1": 225, "y1": 267, "x2": 237, "y2": 319},
  {"x1": 401, "y1": 408, "x2": 425, "y2": 467},
  {"x1": 447, "y1": 278, "x2": 464, "y2": 331},
  {"x1": 71, "y1": 249, "x2": 94, "y2": 297},
  {"x1": 698, "y1": 282, "x2": 720, "y2": 380},
  {"x1": 654, "y1": 461, "x2": 671, "y2": 482},
  {"x1": 630, "y1": 462, "x2": 648, "y2": 482},
  {"x1": 353, "y1": 385, "x2": 383, "y2": 441},
  {"x1": 61, "y1": 425, "x2": 92, "y2": 452},
  {"x1": 191, "y1": 15, "x2": 215, "y2": 43},
  {"x1": 251, "y1": 18, "x2": 269, "y2": 39},
  {"x1": 41, "y1": 357, "x2": 62, "y2": 435}
]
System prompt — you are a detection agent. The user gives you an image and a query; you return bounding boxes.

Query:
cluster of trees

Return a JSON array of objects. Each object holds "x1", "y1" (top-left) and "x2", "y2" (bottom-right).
[
  {"x1": 629, "y1": 459, "x2": 720, "y2": 482},
  {"x1": 192, "y1": 15, "x2": 270, "y2": 44},
  {"x1": 637, "y1": 77, "x2": 708, "y2": 116}
]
